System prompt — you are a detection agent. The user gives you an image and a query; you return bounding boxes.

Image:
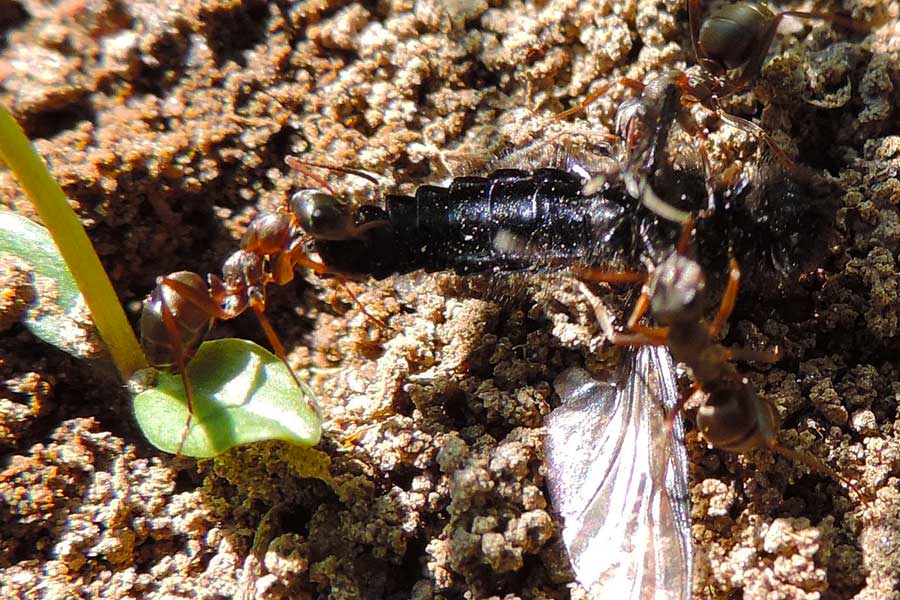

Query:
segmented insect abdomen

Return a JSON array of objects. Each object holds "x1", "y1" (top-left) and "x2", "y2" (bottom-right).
[{"x1": 383, "y1": 168, "x2": 631, "y2": 276}]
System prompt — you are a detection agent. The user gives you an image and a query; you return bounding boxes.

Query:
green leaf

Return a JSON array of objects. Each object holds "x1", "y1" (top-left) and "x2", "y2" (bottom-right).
[
  {"x1": 132, "y1": 338, "x2": 322, "y2": 458},
  {"x1": 0, "y1": 210, "x2": 102, "y2": 359}
]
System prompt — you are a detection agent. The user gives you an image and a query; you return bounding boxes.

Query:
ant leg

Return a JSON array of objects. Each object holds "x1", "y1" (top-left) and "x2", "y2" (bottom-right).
[
  {"x1": 687, "y1": 0, "x2": 707, "y2": 70},
  {"x1": 723, "y1": 345, "x2": 781, "y2": 364},
  {"x1": 250, "y1": 304, "x2": 321, "y2": 419},
  {"x1": 157, "y1": 291, "x2": 196, "y2": 456},
  {"x1": 574, "y1": 266, "x2": 647, "y2": 285},
  {"x1": 290, "y1": 244, "x2": 332, "y2": 276},
  {"x1": 657, "y1": 382, "x2": 703, "y2": 502},
  {"x1": 553, "y1": 77, "x2": 645, "y2": 121},
  {"x1": 770, "y1": 441, "x2": 868, "y2": 505},
  {"x1": 285, "y1": 155, "x2": 380, "y2": 187},
  {"x1": 718, "y1": 112, "x2": 799, "y2": 175},
  {"x1": 781, "y1": 10, "x2": 870, "y2": 33},
  {"x1": 288, "y1": 242, "x2": 390, "y2": 330},
  {"x1": 626, "y1": 291, "x2": 652, "y2": 329},
  {"x1": 612, "y1": 328, "x2": 670, "y2": 347},
  {"x1": 709, "y1": 257, "x2": 740, "y2": 337},
  {"x1": 338, "y1": 280, "x2": 390, "y2": 330},
  {"x1": 675, "y1": 215, "x2": 696, "y2": 256},
  {"x1": 553, "y1": 81, "x2": 615, "y2": 121},
  {"x1": 575, "y1": 267, "x2": 653, "y2": 330},
  {"x1": 677, "y1": 116, "x2": 717, "y2": 214}
]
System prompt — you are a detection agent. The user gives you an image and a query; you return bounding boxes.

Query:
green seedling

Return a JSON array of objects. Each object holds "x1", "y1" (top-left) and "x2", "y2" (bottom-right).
[
  {"x1": 0, "y1": 105, "x2": 145, "y2": 377},
  {"x1": 0, "y1": 211, "x2": 102, "y2": 358},
  {"x1": 132, "y1": 339, "x2": 321, "y2": 458},
  {"x1": 0, "y1": 104, "x2": 322, "y2": 458}
]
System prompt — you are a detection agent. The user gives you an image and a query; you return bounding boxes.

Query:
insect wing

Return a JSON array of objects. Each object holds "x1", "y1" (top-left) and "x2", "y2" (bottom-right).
[{"x1": 545, "y1": 346, "x2": 692, "y2": 599}]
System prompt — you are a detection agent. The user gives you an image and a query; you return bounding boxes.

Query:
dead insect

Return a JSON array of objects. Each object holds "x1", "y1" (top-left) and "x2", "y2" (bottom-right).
[
  {"x1": 289, "y1": 148, "x2": 726, "y2": 596},
  {"x1": 290, "y1": 158, "x2": 646, "y2": 280},
  {"x1": 545, "y1": 345, "x2": 694, "y2": 598}
]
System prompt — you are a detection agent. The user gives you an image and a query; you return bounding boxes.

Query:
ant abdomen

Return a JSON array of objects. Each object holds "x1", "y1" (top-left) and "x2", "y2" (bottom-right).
[
  {"x1": 140, "y1": 271, "x2": 214, "y2": 369},
  {"x1": 695, "y1": 381, "x2": 779, "y2": 453},
  {"x1": 697, "y1": 2, "x2": 776, "y2": 74}
]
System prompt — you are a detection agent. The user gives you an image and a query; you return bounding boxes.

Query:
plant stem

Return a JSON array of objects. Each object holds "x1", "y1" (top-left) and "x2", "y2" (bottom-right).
[{"x1": 0, "y1": 104, "x2": 147, "y2": 379}]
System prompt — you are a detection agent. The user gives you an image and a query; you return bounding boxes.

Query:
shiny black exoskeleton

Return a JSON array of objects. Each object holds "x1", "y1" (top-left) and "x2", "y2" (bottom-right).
[{"x1": 300, "y1": 168, "x2": 645, "y2": 280}]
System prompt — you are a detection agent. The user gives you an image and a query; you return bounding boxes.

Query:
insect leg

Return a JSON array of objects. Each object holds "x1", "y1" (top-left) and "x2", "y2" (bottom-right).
[
  {"x1": 156, "y1": 284, "x2": 196, "y2": 456},
  {"x1": 289, "y1": 242, "x2": 332, "y2": 275},
  {"x1": 612, "y1": 329, "x2": 670, "y2": 347},
  {"x1": 675, "y1": 215, "x2": 696, "y2": 256},
  {"x1": 248, "y1": 302, "x2": 321, "y2": 419},
  {"x1": 152, "y1": 274, "x2": 236, "y2": 455},
  {"x1": 338, "y1": 280, "x2": 390, "y2": 331},
  {"x1": 687, "y1": 0, "x2": 706, "y2": 70},
  {"x1": 553, "y1": 77, "x2": 645, "y2": 121},
  {"x1": 722, "y1": 346, "x2": 781, "y2": 364},
  {"x1": 709, "y1": 257, "x2": 740, "y2": 337},
  {"x1": 770, "y1": 439, "x2": 868, "y2": 505},
  {"x1": 718, "y1": 112, "x2": 799, "y2": 175},
  {"x1": 553, "y1": 81, "x2": 616, "y2": 122},
  {"x1": 574, "y1": 267, "x2": 646, "y2": 285}
]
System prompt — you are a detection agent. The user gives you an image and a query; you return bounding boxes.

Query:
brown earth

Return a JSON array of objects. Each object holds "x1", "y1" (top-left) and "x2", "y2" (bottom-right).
[{"x1": 1, "y1": 0, "x2": 900, "y2": 598}]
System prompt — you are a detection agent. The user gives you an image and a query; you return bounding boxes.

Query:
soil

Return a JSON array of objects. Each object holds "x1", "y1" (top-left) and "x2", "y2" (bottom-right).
[{"x1": 1, "y1": 0, "x2": 900, "y2": 599}]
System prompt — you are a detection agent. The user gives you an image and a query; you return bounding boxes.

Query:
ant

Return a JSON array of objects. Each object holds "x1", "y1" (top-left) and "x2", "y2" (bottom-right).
[
  {"x1": 592, "y1": 217, "x2": 864, "y2": 498},
  {"x1": 139, "y1": 157, "x2": 388, "y2": 453},
  {"x1": 557, "y1": 0, "x2": 865, "y2": 194}
]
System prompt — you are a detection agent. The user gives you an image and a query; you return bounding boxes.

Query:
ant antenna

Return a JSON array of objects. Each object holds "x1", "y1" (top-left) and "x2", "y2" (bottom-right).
[
  {"x1": 769, "y1": 439, "x2": 868, "y2": 506},
  {"x1": 285, "y1": 156, "x2": 381, "y2": 186}
]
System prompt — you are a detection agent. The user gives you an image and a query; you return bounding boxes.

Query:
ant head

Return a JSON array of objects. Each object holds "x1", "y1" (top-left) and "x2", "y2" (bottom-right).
[
  {"x1": 290, "y1": 189, "x2": 356, "y2": 241},
  {"x1": 697, "y1": 2, "x2": 776, "y2": 76},
  {"x1": 696, "y1": 381, "x2": 777, "y2": 453},
  {"x1": 648, "y1": 254, "x2": 706, "y2": 324}
]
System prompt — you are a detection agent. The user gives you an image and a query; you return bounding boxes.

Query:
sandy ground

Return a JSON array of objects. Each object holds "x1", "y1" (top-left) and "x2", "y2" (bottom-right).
[{"x1": 1, "y1": 0, "x2": 900, "y2": 598}]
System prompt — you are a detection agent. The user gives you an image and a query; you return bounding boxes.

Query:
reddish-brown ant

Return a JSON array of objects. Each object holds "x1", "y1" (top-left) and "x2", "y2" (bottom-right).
[
  {"x1": 139, "y1": 157, "x2": 388, "y2": 453},
  {"x1": 588, "y1": 218, "x2": 864, "y2": 498},
  {"x1": 557, "y1": 0, "x2": 865, "y2": 182}
]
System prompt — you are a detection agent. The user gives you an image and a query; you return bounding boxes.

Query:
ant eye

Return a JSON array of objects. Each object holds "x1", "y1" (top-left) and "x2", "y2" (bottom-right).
[{"x1": 291, "y1": 189, "x2": 353, "y2": 240}]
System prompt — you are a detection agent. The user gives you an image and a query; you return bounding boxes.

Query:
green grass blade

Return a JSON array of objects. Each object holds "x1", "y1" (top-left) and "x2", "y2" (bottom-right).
[{"x1": 0, "y1": 104, "x2": 146, "y2": 378}]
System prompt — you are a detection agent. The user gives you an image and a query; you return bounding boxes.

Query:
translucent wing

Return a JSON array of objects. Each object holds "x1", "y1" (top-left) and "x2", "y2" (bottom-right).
[{"x1": 545, "y1": 346, "x2": 693, "y2": 599}]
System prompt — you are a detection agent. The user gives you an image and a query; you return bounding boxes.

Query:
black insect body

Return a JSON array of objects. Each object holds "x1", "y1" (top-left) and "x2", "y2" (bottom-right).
[
  {"x1": 302, "y1": 167, "x2": 644, "y2": 279},
  {"x1": 605, "y1": 60, "x2": 839, "y2": 289}
]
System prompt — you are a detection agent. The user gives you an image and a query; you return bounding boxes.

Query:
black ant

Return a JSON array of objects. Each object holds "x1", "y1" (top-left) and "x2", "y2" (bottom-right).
[
  {"x1": 595, "y1": 218, "x2": 864, "y2": 498},
  {"x1": 557, "y1": 0, "x2": 865, "y2": 189}
]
